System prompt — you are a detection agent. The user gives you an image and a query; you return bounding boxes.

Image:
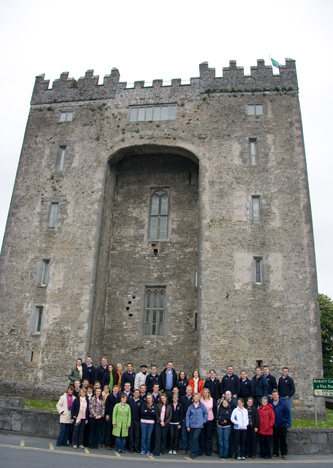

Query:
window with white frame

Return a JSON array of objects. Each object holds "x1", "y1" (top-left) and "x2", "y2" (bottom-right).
[
  {"x1": 149, "y1": 190, "x2": 169, "y2": 240},
  {"x1": 144, "y1": 287, "x2": 165, "y2": 336},
  {"x1": 246, "y1": 104, "x2": 263, "y2": 116},
  {"x1": 129, "y1": 104, "x2": 177, "y2": 122},
  {"x1": 49, "y1": 203, "x2": 59, "y2": 228},
  {"x1": 249, "y1": 138, "x2": 257, "y2": 165},
  {"x1": 59, "y1": 112, "x2": 73, "y2": 122},
  {"x1": 252, "y1": 196, "x2": 260, "y2": 222}
]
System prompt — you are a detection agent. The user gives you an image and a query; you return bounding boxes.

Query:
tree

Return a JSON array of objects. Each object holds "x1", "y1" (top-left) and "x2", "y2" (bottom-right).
[{"x1": 318, "y1": 294, "x2": 333, "y2": 378}]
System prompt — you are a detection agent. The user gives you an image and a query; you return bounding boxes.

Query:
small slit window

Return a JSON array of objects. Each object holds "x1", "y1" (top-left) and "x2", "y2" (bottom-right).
[
  {"x1": 250, "y1": 139, "x2": 257, "y2": 165},
  {"x1": 58, "y1": 146, "x2": 66, "y2": 170},
  {"x1": 35, "y1": 306, "x2": 44, "y2": 333},
  {"x1": 252, "y1": 196, "x2": 260, "y2": 222},
  {"x1": 41, "y1": 259, "x2": 50, "y2": 285},
  {"x1": 49, "y1": 203, "x2": 59, "y2": 228},
  {"x1": 254, "y1": 257, "x2": 262, "y2": 283}
]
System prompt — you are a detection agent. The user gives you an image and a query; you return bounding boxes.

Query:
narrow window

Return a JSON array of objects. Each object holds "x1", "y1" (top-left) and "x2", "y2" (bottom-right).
[
  {"x1": 58, "y1": 146, "x2": 66, "y2": 170},
  {"x1": 194, "y1": 271, "x2": 198, "y2": 288},
  {"x1": 250, "y1": 139, "x2": 257, "y2": 165},
  {"x1": 149, "y1": 190, "x2": 169, "y2": 240},
  {"x1": 144, "y1": 287, "x2": 165, "y2": 336},
  {"x1": 41, "y1": 259, "x2": 50, "y2": 285},
  {"x1": 254, "y1": 257, "x2": 262, "y2": 283},
  {"x1": 252, "y1": 196, "x2": 260, "y2": 222},
  {"x1": 49, "y1": 203, "x2": 59, "y2": 228},
  {"x1": 35, "y1": 306, "x2": 44, "y2": 332}
]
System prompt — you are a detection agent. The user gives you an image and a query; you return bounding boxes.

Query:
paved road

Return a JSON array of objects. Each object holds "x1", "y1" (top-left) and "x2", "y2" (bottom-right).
[{"x1": 0, "y1": 432, "x2": 333, "y2": 468}]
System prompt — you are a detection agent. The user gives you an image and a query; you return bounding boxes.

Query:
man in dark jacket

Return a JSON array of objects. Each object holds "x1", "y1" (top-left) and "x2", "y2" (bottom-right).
[
  {"x1": 82, "y1": 356, "x2": 95, "y2": 385},
  {"x1": 94, "y1": 357, "x2": 108, "y2": 384},
  {"x1": 251, "y1": 367, "x2": 268, "y2": 408},
  {"x1": 180, "y1": 385, "x2": 193, "y2": 454},
  {"x1": 105, "y1": 385, "x2": 120, "y2": 449},
  {"x1": 278, "y1": 367, "x2": 295, "y2": 428},
  {"x1": 220, "y1": 366, "x2": 240, "y2": 403},
  {"x1": 145, "y1": 365, "x2": 161, "y2": 393},
  {"x1": 239, "y1": 370, "x2": 254, "y2": 403},
  {"x1": 271, "y1": 390, "x2": 290, "y2": 460},
  {"x1": 128, "y1": 389, "x2": 143, "y2": 453},
  {"x1": 204, "y1": 369, "x2": 221, "y2": 400},
  {"x1": 121, "y1": 362, "x2": 136, "y2": 391},
  {"x1": 263, "y1": 365, "x2": 277, "y2": 398}
]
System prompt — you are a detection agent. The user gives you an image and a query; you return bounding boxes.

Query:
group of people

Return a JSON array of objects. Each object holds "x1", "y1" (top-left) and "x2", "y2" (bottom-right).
[{"x1": 56, "y1": 359, "x2": 295, "y2": 460}]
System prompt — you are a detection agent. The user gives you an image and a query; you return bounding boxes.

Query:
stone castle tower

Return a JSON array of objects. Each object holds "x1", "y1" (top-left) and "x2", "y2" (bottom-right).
[{"x1": 0, "y1": 59, "x2": 324, "y2": 416}]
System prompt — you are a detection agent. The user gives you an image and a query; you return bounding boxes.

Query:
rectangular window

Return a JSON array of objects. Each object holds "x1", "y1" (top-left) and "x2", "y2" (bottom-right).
[
  {"x1": 254, "y1": 258, "x2": 262, "y2": 283},
  {"x1": 59, "y1": 112, "x2": 73, "y2": 122},
  {"x1": 35, "y1": 306, "x2": 44, "y2": 332},
  {"x1": 41, "y1": 259, "x2": 50, "y2": 285},
  {"x1": 49, "y1": 203, "x2": 59, "y2": 228},
  {"x1": 129, "y1": 104, "x2": 177, "y2": 122},
  {"x1": 144, "y1": 287, "x2": 165, "y2": 336},
  {"x1": 149, "y1": 190, "x2": 169, "y2": 240},
  {"x1": 58, "y1": 146, "x2": 66, "y2": 170},
  {"x1": 246, "y1": 104, "x2": 263, "y2": 116},
  {"x1": 252, "y1": 196, "x2": 260, "y2": 222},
  {"x1": 250, "y1": 139, "x2": 257, "y2": 165}
]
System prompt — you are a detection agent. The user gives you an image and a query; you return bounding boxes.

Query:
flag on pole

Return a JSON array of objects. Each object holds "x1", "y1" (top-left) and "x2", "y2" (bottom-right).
[{"x1": 271, "y1": 58, "x2": 280, "y2": 68}]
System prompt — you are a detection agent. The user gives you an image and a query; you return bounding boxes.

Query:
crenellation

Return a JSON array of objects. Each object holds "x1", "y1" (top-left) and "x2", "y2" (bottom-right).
[{"x1": 31, "y1": 59, "x2": 298, "y2": 105}]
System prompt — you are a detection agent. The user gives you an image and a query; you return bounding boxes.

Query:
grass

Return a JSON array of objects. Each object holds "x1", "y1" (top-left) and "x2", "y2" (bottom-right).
[
  {"x1": 293, "y1": 408, "x2": 333, "y2": 429},
  {"x1": 25, "y1": 399, "x2": 58, "y2": 414},
  {"x1": 23, "y1": 401, "x2": 333, "y2": 428}
]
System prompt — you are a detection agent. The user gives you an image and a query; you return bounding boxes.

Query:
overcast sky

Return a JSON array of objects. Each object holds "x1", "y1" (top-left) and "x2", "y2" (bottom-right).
[{"x1": 0, "y1": 0, "x2": 332, "y2": 299}]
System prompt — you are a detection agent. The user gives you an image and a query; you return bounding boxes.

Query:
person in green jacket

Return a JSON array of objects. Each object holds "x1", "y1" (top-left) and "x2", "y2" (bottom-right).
[{"x1": 112, "y1": 393, "x2": 131, "y2": 452}]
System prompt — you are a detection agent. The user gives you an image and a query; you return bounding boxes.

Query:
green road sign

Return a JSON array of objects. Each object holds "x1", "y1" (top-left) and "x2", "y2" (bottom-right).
[{"x1": 313, "y1": 378, "x2": 333, "y2": 397}]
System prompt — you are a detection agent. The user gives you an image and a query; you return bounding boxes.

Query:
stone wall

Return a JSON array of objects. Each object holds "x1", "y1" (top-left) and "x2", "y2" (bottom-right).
[{"x1": 0, "y1": 60, "x2": 324, "y2": 418}]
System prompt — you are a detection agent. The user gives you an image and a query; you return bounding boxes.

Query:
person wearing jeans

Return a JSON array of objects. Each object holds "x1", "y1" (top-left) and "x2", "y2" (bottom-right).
[
  {"x1": 186, "y1": 393, "x2": 208, "y2": 459},
  {"x1": 140, "y1": 394, "x2": 157, "y2": 454},
  {"x1": 216, "y1": 399, "x2": 232, "y2": 458}
]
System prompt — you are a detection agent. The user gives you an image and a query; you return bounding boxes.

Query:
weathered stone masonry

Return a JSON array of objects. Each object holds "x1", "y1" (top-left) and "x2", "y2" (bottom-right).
[{"x1": 0, "y1": 59, "x2": 324, "y2": 417}]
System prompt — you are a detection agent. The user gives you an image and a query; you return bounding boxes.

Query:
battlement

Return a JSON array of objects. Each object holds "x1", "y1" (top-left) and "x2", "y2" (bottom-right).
[{"x1": 31, "y1": 59, "x2": 298, "y2": 105}]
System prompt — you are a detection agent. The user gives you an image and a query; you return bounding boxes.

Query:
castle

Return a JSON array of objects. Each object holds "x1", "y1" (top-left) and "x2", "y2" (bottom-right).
[{"x1": 0, "y1": 59, "x2": 324, "y2": 417}]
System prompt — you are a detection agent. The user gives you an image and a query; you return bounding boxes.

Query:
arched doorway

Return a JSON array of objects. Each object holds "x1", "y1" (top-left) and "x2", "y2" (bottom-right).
[{"x1": 90, "y1": 145, "x2": 200, "y2": 371}]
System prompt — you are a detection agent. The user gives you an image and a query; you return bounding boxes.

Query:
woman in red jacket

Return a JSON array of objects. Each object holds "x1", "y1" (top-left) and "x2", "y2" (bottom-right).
[
  {"x1": 258, "y1": 396, "x2": 275, "y2": 459},
  {"x1": 188, "y1": 370, "x2": 204, "y2": 396}
]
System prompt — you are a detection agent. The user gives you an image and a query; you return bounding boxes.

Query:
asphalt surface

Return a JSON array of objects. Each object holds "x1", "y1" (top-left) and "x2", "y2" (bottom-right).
[{"x1": 0, "y1": 432, "x2": 333, "y2": 468}]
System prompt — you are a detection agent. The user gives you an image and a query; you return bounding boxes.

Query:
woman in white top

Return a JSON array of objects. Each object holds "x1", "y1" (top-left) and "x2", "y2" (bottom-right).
[{"x1": 231, "y1": 398, "x2": 249, "y2": 460}]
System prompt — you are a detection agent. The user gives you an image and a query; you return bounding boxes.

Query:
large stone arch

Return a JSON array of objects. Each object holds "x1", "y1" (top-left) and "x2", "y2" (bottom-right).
[{"x1": 89, "y1": 144, "x2": 201, "y2": 371}]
